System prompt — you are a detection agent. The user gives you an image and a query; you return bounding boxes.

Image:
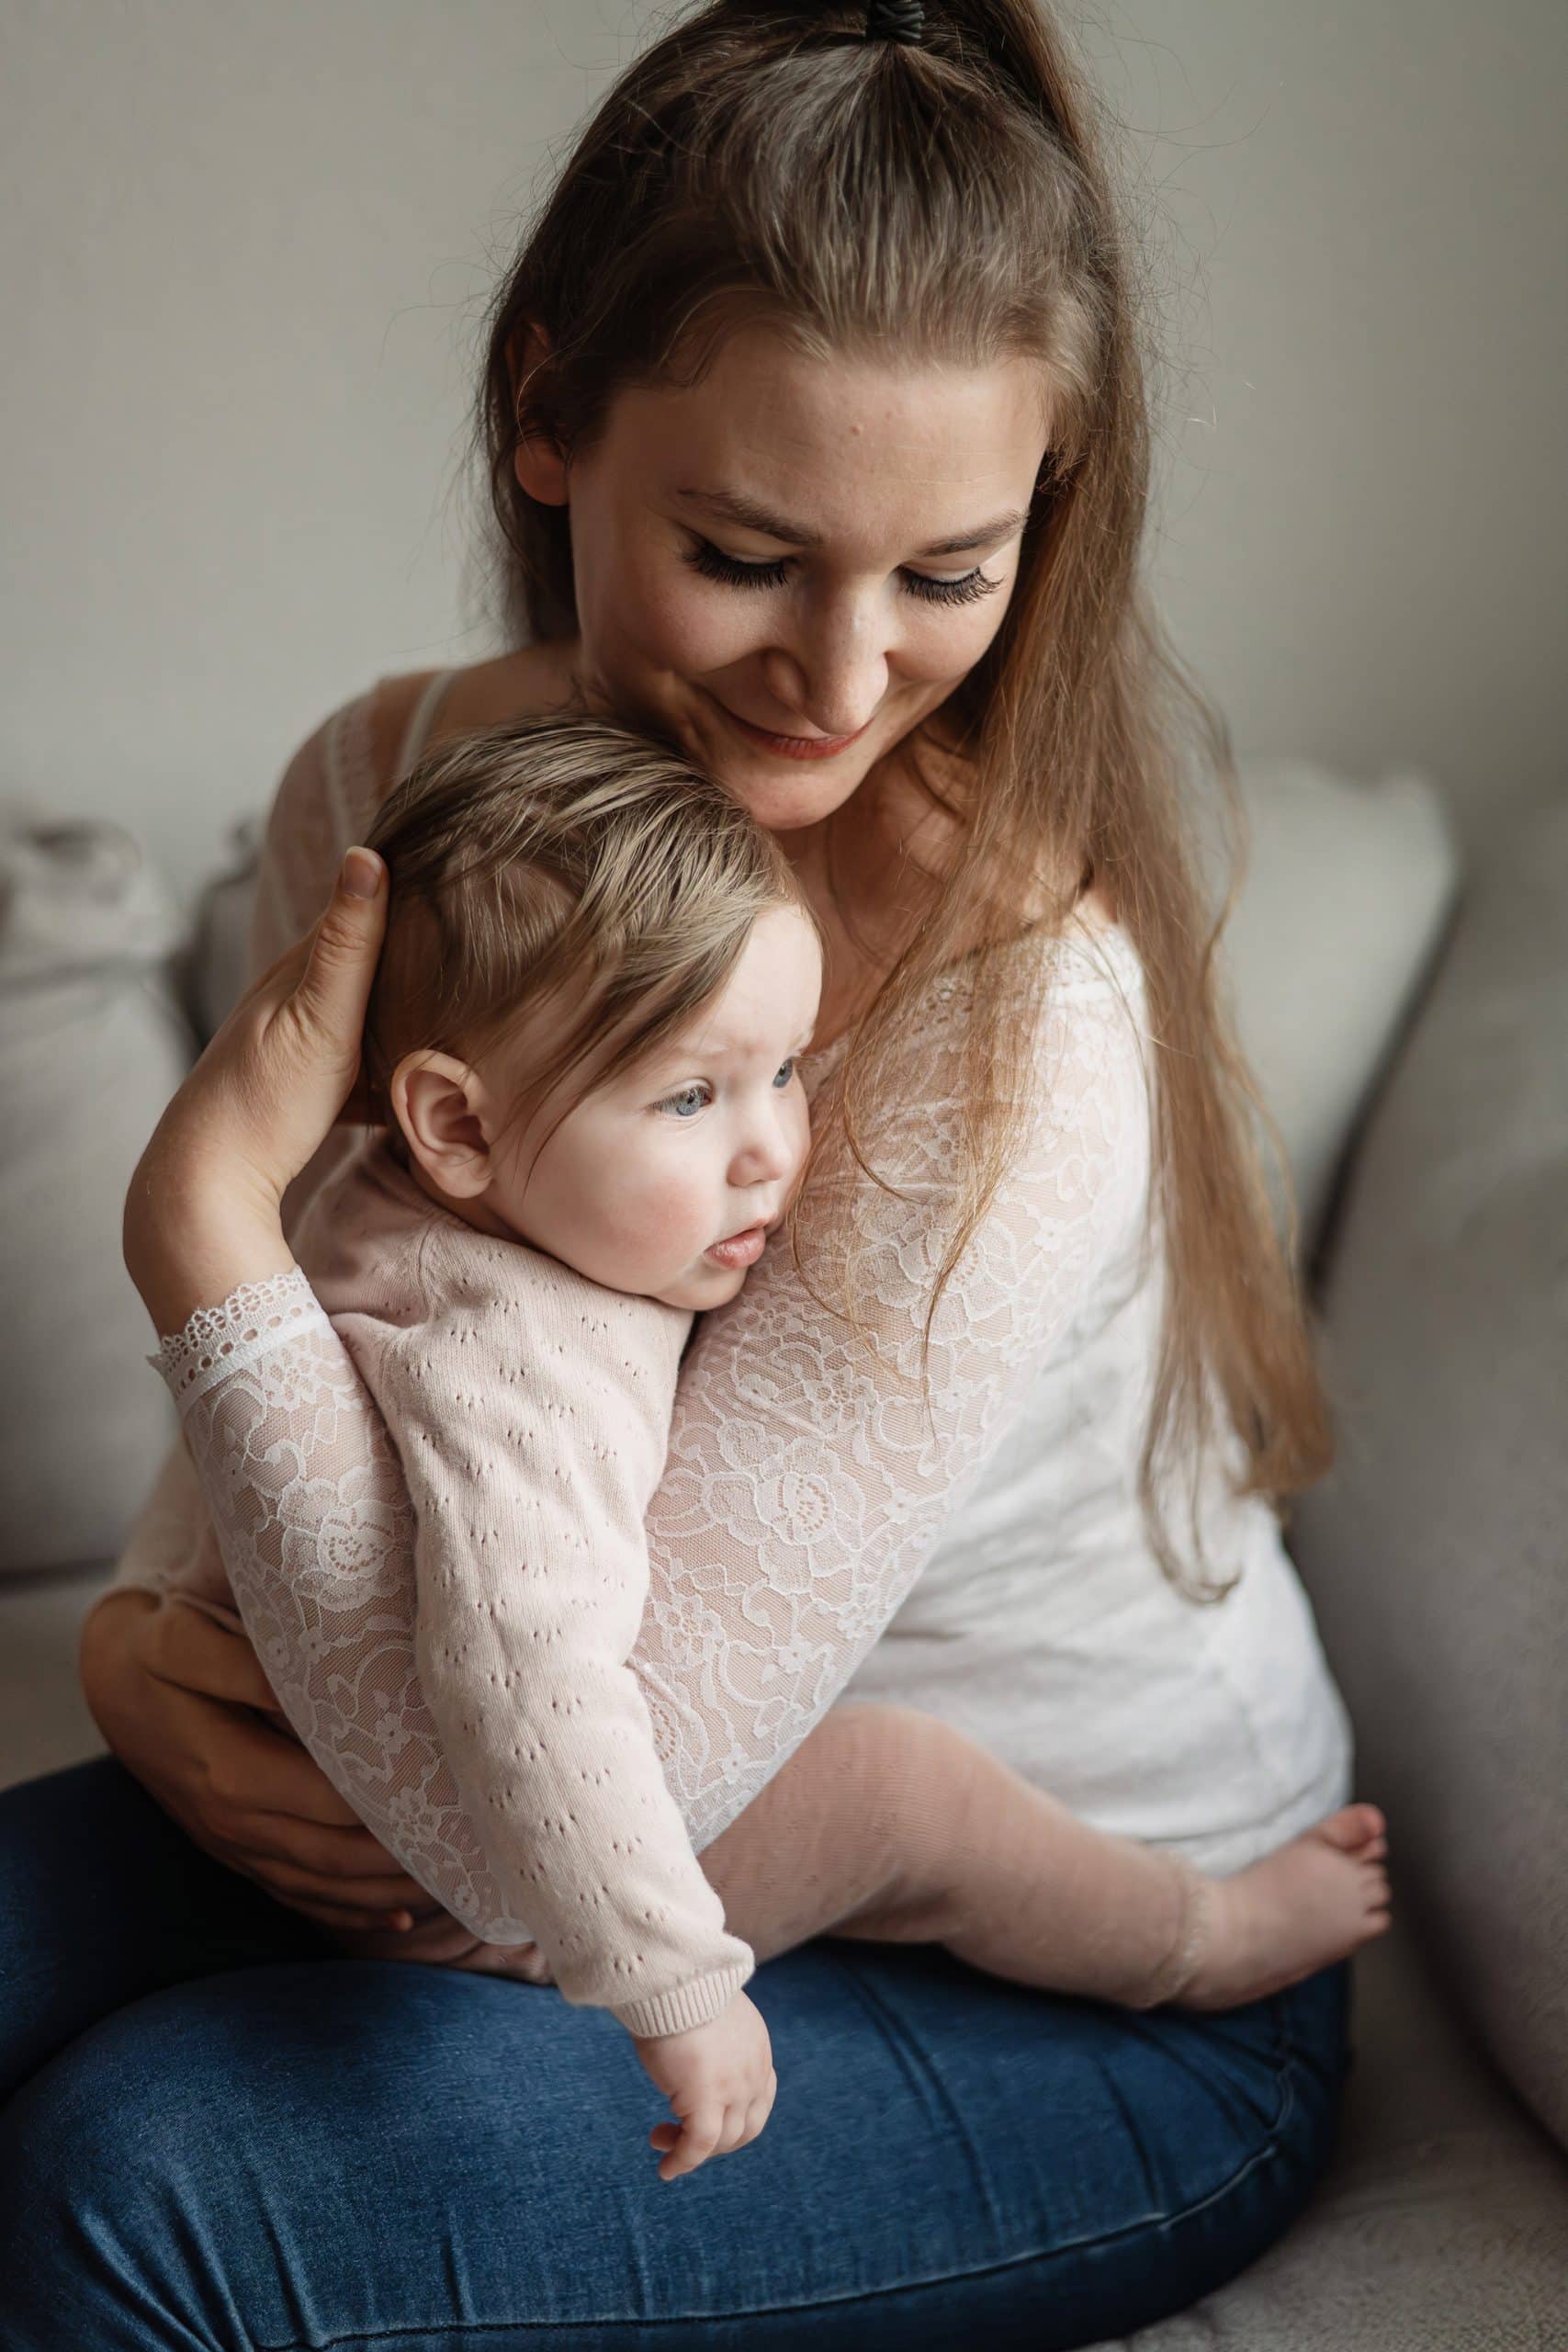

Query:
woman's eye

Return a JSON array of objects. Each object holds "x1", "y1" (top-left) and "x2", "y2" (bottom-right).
[
  {"x1": 773, "y1": 1057, "x2": 795, "y2": 1090},
  {"x1": 682, "y1": 537, "x2": 998, "y2": 610},
  {"x1": 656, "y1": 1081, "x2": 713, "y2": 1120},
  {"x1": 900, "y1": 567, "x2": 998, "y2": 608},
  {"x1": 683, "y1": 539, "x2": 791, "y2": 592}
]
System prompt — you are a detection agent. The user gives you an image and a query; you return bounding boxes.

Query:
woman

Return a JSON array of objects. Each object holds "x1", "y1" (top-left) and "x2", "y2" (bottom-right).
[{"x1": 0, "y1": 2, "x2": 1359, "y2": 2343}]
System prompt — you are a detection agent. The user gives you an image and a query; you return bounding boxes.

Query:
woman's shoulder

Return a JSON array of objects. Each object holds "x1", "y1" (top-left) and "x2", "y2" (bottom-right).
[
  {"x1": 1046, "y1": 895, "x2": 1145, "y2": 1003},
  {"x1": 946, "y1": 898, "x2": 1147, "y2": 1027},
  {"x1": 803, "y1": 904, "x2": 1147, "y2": 1113},
  {"x1": 371, "y1": 643, "x2": 580, "y2": 785},
  {"x1": 309, "y1": 643, "x2": 578, "y2": 831}
]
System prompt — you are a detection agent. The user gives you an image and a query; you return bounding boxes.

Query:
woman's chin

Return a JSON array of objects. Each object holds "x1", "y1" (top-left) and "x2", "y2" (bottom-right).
[{"x1": 688, "y1": 715, "x2": 877, "y2": 831}]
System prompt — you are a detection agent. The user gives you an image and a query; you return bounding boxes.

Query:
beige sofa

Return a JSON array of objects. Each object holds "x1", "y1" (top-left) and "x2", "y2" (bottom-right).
[
  {"x1": 1122, "y1": 783, "x2": 1568, "y2": 2346},
  {"x1": 1, "y1": 764, "x2": 1564, "y2": 2342}
]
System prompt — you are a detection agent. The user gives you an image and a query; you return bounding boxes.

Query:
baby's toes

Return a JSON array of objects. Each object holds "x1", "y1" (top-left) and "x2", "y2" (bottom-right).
[{"x1": 1316, "y1": 1804, "x2": 1384, "y2": 1853}]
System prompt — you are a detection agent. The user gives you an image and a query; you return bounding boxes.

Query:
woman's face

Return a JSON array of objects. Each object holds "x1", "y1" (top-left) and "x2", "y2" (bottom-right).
[{"x1": 526, "y1": 326, "x2": 1051, "y2": 838}]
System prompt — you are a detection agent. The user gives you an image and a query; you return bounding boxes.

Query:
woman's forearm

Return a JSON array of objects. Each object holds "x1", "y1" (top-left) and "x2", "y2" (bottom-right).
[
  {"x1": 124, "y1": 1143, "x2": 295, "y2": 1339},
  {"x1": 77, "y1": 1587, "x2": 160, "y2": 1748}
]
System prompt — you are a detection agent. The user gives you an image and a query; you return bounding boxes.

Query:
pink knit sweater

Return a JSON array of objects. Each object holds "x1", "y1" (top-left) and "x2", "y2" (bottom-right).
[{"x1": 281, "y1": 1135, "x2": 753, "y2": 2038}]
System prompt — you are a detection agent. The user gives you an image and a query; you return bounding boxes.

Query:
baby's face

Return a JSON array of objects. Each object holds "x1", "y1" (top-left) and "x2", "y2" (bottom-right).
[{"x1": 485, "y1": 903, "x2": 823, "y2": 1309}]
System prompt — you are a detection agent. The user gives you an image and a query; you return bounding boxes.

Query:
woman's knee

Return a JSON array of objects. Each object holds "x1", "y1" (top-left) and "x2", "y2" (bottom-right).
[{"x1": 0, "y1": 2000, "x2": 228, "y2": 2349}]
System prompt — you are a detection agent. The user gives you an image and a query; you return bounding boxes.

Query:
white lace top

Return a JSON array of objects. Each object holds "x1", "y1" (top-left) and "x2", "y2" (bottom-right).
[{"x1": 113, "y1": 672, "x2": 1352, "y2": 1937}]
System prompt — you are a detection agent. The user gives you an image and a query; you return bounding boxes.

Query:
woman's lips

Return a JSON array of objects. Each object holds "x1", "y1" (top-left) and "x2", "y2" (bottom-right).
[
  {"x1": 713, "y1": 701, "x2": 871, "y2": 762},
  {"x1": 705, "y1": 1223, "x2": 767, "y2": 1269}
]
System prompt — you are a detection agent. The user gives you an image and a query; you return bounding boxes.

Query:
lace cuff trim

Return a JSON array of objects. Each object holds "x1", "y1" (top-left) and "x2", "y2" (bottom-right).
[{"x1": 149, "y1": 1268, "x2": 333, "y2": 1408}]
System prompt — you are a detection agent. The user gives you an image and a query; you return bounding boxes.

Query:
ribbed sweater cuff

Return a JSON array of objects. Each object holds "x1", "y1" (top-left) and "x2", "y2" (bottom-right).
[{"x1": 610, "y1": 1958, "x2": 754, "y2": 2041}]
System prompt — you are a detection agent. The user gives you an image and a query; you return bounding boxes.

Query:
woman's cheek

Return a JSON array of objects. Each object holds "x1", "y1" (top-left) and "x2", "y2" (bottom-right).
[
  {"x1": 647, "y1": 599, "x2": 748, "y2": 684},
  {"x1": 608, "y1": 544, "x2": 755, "y2": 678}
]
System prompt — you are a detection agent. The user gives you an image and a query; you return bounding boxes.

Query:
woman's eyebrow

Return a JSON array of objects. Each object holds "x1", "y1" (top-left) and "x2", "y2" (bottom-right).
[{"x1": 676, "y1": 486, "x2": 1028, "y2": 559}]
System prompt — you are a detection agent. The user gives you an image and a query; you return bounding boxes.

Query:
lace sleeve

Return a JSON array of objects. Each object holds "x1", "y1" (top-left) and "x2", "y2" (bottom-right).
[{"x1": 153, "y1": 929, "x2": 1152, "y2": 1934}]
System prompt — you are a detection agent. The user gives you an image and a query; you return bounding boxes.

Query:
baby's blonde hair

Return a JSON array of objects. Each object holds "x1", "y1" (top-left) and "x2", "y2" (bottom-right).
[{"x1": 362, "y1": 714, "x2": 812, "y2": 1139}]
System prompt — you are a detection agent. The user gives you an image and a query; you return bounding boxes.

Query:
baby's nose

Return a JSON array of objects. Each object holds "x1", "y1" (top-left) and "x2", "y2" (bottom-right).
[{"x1": 732, "y1": 1124, "x2": 793, "y2": 1185}]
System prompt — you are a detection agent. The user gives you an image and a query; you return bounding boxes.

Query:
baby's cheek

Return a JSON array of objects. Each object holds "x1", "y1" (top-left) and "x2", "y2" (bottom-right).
[{"x1": 611, "y1": 1166, "x2": 709, "y2": 1269}]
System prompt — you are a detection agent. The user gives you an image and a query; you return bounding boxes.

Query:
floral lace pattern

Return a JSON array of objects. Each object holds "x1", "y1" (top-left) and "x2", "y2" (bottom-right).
[
  {"x1": 149, "y1": 1272, "x2": 334, "y2": 1405},
  {"x1": 118, "y1": 682, "x2": 1160, "y2": 1940}
]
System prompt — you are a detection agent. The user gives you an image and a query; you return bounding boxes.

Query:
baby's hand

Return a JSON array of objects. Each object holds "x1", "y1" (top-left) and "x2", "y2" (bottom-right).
[{"x1": 634, "y1": 1990, "x2": 776, "y2": 2182}]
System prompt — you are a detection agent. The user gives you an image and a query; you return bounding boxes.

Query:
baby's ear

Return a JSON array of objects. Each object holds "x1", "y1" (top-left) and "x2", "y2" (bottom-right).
[{"x1": 391, "y1": 1051, "x2": 493, "y2": 1200}]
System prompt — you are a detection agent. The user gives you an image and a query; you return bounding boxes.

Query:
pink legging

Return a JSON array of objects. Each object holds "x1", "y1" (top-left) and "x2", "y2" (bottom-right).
[{"x1": 696, "y1": 1700, "x2": 1201, "y2": 2009}]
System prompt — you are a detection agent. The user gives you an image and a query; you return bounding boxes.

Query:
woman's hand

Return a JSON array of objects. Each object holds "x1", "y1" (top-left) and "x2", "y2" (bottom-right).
[
  {"x1": 79, "y1": 1588, "x2": 435, "y2": 1936},
  {"x1": 324, "y1": 1912, "x2": 557, "y2": 1982},
  {"x1": 123, "y1": 846, "x2": 388, "y2": 1338}
]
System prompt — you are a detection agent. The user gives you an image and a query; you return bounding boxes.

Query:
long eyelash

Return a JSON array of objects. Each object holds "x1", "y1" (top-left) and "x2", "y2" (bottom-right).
[
  {"x1": 654, "y1": 1080, "x2": 712, "y2": 1117},
  {"x1": 684, "y1": 536, "x2": 998, "y2": 610},
  {"x1": 683, "y1": 541, "x2": 789, "y2": 592},
  {"x1": 901, "y1": 568, "x2": 999, "y2": 608}
]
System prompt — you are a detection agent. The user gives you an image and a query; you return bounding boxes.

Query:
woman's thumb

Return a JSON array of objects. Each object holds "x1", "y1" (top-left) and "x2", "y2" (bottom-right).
[{"x1": 293, "y1": 848, "x2": 388, "y2": 1044}]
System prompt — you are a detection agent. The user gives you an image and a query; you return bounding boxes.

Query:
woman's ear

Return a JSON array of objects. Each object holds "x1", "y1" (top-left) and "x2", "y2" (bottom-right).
[
  {"x1": 390, "y1": 1051, "x2": 495, "y2": 1199},
  {"x1": 511, "y1": 322, "x2": 569, "y2": 507}
]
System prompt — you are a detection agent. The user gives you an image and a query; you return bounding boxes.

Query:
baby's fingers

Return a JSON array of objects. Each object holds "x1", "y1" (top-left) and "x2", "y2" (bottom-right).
[
  {"x1": 656, "y1": 2101, "x2": 725, "y2": 2183},
  {"x1": 654, "y1": 2090, "x2": 773, "y2": 2182},
  {"x1": 743, "y1": 2070, "x2": 778, "y2": 2146}
]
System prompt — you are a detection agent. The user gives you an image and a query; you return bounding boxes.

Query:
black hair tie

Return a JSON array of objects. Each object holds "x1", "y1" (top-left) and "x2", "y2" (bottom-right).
[{"x1": 865, "y1": 0, "x2": 924, "y2": 43}]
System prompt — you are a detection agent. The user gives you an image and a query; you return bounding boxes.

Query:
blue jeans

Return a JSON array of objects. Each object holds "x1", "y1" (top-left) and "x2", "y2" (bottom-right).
[{"x1": 0, "y1": 1758, "x2": 1352, "y2": 2349}]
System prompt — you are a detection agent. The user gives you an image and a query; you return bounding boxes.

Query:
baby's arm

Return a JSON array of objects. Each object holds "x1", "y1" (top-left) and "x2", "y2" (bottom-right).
[{"x1": 374, "y1": 1223, "x2": 755, "y2": 2039}]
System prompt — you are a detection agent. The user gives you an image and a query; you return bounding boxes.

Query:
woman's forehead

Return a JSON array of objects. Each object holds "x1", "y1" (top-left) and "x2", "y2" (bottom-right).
[{"x1": 594, "y1": 327, "x2": 1053, "y2": 548}]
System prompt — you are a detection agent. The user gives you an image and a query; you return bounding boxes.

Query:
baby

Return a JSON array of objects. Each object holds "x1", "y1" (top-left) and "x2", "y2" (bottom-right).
[{"x1": 276, "y1": 714, "x2": 1390, "y2": 2182}]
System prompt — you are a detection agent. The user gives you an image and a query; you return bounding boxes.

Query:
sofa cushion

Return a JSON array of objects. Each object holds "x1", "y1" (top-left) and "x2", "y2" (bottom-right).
[
  {"x1": 1214, "y1": 760, "x2": 1460, "y2": 1258},
  {"x1": 182, "y1": 816, "x2": 260, "y2": 1042},
  {"x1": 1289, "y1": 786, "x2": 1568, "y2": 2154},
  {"x1": 0, "y1": 812, "x2": 193, "y2": 1574}
]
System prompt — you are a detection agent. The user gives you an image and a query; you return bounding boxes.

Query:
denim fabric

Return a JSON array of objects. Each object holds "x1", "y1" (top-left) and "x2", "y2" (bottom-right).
[{"x1": 0, "y1": 1758, "x2": 1351, "y2": 2350}]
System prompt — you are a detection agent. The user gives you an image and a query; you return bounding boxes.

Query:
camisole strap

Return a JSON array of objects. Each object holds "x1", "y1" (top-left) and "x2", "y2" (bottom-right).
[{"x1": 394, "y1": 667, "x2": 459, "y2": 785}]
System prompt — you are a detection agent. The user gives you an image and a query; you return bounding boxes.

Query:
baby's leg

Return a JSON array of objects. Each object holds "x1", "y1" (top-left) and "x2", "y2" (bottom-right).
[
  {"x1": 699, "y1": 1701, "x2": 1198, "y2": 2006},
  {"x1": 699, "y1": 1701, "x2": 1391, "y2": 2010}
]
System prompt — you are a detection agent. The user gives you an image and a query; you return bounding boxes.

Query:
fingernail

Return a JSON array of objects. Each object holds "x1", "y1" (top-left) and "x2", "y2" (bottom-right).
[{"x1": 341, "y1": 847, "x2": 383, "y2": 899}]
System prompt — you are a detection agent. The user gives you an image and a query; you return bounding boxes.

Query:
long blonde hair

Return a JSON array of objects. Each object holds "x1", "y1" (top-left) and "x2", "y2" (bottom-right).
[{"x1": 465, "y1": 0, "x2": 1331, "y2": 1599}]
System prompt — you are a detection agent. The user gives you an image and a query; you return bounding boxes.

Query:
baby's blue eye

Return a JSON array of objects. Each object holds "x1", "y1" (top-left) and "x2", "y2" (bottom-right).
[
  {"x1": 658, "y1": 1081, "x2": 713, "y2": 1119},
  {"x1": 773, "y1": 1058, "x2": 795, "y2": 1090}
]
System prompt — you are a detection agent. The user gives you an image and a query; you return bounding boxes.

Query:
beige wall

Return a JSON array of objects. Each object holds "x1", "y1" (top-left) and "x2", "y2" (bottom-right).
[{"x1": 6, "y1": 1, "x2": 1562, "y2": 900}]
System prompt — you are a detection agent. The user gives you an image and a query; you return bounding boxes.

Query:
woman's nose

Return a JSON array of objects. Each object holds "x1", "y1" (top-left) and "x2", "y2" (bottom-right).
[{"x1": 761, "y1": 598, "x2": 889, "y2": 738}]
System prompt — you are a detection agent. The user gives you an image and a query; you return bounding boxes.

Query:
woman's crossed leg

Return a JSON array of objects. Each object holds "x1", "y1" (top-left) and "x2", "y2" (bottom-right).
[{"x1": 0, "y1": 1751, "x2": 1351, "y2": 2352}]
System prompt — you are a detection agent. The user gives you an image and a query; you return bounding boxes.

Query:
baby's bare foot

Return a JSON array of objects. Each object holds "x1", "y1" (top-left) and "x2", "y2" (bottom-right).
[{"x1": 1177, "y1": 1804, "x2": 1392, "y2": 2011}]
